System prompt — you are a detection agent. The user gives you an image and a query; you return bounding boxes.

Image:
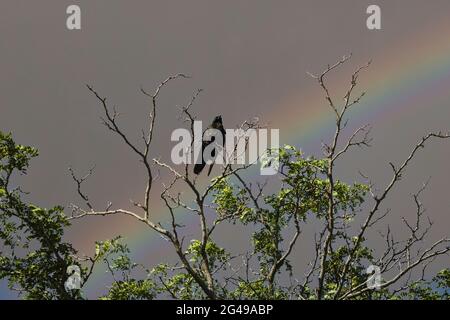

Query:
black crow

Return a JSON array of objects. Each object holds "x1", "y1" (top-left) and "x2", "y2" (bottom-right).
[{"x1": 193, "y1": 115, "x2": 226, "y2": 176}]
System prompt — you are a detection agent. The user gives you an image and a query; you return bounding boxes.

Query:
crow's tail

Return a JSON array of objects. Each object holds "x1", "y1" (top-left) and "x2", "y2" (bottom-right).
[{"x1": 193, "y1": 162, "x2": 206, "y2": 175}]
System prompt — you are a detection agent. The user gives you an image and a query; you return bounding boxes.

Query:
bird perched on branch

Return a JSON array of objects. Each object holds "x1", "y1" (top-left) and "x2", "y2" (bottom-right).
[{"x1": 194, "y1": 115, "x2": 226, "y2": 176}]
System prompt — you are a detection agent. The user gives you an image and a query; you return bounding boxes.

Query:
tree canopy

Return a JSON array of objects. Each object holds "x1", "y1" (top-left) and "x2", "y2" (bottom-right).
[{"x1": 1, "y1": 56, "x2": 449, "y2": 300}]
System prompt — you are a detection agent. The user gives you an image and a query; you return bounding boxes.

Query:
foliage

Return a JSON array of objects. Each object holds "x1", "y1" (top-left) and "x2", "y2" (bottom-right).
[
  {"x1": 1, "y1": 128, "x2": 449, "y2": 300},
  {"x1": 0, "y1": 131, "x2": 78, "y2": 299}
]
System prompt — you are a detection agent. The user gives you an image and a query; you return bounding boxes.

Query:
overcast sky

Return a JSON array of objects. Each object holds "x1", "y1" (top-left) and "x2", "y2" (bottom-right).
[{"x1": 1, "y1": 1, "x2": 450, "y2": 298}]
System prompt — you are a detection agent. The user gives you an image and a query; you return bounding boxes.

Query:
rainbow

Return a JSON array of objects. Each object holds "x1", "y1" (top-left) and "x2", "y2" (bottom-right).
[{"x1": 80, "y1": 17, "x2": 450, "y2": 297}]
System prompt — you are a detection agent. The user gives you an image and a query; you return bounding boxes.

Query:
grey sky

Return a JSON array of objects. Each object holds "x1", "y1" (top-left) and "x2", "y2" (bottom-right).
[{"x1": 1, "y1": 1, "x2": 450, "y2": 298}]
